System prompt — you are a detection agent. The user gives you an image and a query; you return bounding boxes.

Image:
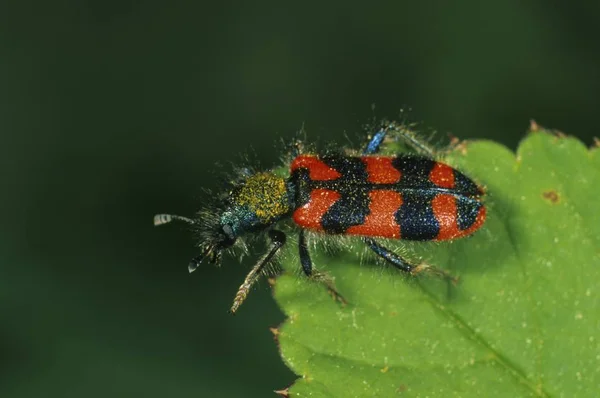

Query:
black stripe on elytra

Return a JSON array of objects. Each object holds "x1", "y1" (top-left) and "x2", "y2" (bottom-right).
[
  {"x1": 320, "y1": 189, "x2": 370, "y2": 234},
  {"x1": 456, "y1": 196, "x2": 483, "y2": 230},
  {"x1": 392, "y1": 156, "x2": 437, "y2": 188},
  {"x1": 319, "y1": 156, "x2": 369, "y2": 184},
  {"x1": 290, "y1": 167, "x2": 312, "y2": 208},
  {"x1": 319, "y1": 156, "x2": 370, "y2": 233},
  {"x1": 395, "y1": 191, "x2": 439, "y2": 241},
  {"x1": 454, "y1": 170, "x2": 483, "y2": 197}
]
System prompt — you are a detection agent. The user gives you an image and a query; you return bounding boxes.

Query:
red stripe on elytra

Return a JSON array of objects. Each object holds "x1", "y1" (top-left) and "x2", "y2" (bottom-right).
[
  {"x1": 431, "y1": 194, "x2": 460, "y2": 240},
  {"x1": 293, "y1": 189, "x2": 341, "y2": 230},
  {"x1": 361, "y1": 157, "x2": 402, "y2": 184},
  {"x1": 346, "y1": 190, "x2": 402, "y2": 238},
  {"x1": 429, "y1": 162, "x2": 455, "y2": 189},
  {"x1": 432, "y1": 194, "x2": 486, "y2": 240},
  {"x1": 291, "y1": 155, "x2": 341, "y2": 181}
]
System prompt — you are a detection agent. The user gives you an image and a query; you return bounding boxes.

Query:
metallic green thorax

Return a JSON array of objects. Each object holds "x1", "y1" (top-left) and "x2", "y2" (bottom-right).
[{"x1": 220, "y1": 172, "x2": 294, "y2": 237}]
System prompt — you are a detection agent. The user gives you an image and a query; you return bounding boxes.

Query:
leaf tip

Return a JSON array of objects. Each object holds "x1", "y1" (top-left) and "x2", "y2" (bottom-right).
[
  {"x1": 529, "y1": 119, "x2": 540, "y2": 132},
  {"x1": 274, "y1": 387, "x2": 290, "y2": 397},
  {"x1": 269, "y1": 326, "x2": 280, "y2": 336},
  {"x1": 447, "y1": 135, "x2": 470, "y2": 156},
  {"x1": 526, "y1": 120, "x2": 567, "y2": 139}
]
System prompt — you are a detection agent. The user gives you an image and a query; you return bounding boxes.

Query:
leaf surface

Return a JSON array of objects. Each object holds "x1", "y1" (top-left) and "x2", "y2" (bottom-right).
[{"x1": 273, "y1": 129, "x2": 600, "y2": 397}]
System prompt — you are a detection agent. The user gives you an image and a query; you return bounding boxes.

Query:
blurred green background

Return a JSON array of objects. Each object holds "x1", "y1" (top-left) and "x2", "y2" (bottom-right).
[{"x1": 1, "y1": 1, "x2": 598, "y2": 397}]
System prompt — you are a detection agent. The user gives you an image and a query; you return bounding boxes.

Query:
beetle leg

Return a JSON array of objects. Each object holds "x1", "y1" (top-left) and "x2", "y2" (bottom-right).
[
  {"x1": 386, "y1": 121, "x2": 436, "y2": 157},
  {"x1": 299, "y1": 230, "x2": 347, "y2": 304},
  {"x1": 363, "y1": 127, "x2": 388, "y2": 154},
  {"x1": 364, "y1": 121, "x2": 436, "y2": 156},
  {"x1": 364, "y1": 238, "x2": 458, "y2": 283},
  {"x1": 230, "y1": 230, "x2": 286, "y2": 314},
  {"x1": 298, "y1": 229, "x2": 313, "y2": 276}
]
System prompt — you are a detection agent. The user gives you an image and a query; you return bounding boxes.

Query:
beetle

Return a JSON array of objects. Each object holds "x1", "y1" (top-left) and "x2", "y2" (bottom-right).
[{"x1": 154, "y1": 122, "x2": 486, "y2": 313}]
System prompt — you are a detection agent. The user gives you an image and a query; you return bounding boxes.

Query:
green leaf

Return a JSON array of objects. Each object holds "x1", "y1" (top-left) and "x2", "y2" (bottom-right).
[{"x1": 272, "y1": 128, "x2": 600, "y2": 397}]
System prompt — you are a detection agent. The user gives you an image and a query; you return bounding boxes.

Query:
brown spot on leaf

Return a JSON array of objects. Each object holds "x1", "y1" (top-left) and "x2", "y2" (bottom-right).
[
  {"x1": 593, "y1": 137, "x2": 600, "y2": 148},
  {"x1": 542, "y1": 190, "x2": 560, "y2": 204},
  {"x1": 396, "y1": 384, "x2": 408, "y2": 393}
]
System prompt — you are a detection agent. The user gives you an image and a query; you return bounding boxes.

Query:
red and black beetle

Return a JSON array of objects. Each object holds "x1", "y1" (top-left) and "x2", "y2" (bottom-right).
[{"x1": 155, "y1": 122, "x2": 486, "y2": 313}]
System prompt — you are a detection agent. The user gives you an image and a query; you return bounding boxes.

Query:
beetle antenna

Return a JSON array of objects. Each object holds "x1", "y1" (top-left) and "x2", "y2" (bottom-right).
[{"x1": 153, "y1": 214, "x2": 196, "y2": 226}]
